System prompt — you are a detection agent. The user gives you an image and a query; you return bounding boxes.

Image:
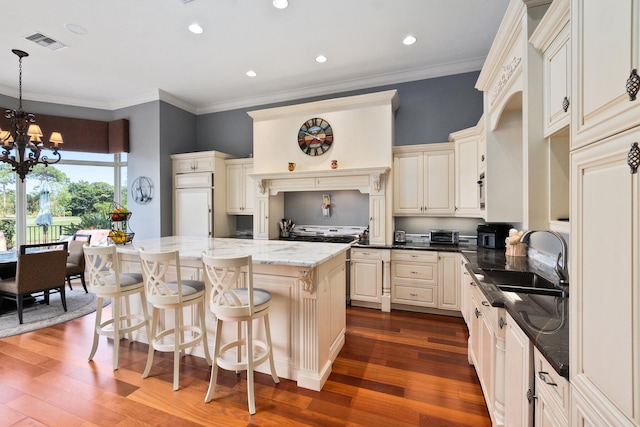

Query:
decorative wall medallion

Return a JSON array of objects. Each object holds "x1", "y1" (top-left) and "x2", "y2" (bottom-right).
[
  {"x1": 298, "y1": 118, "x2": 333, "y2": 156},
  {"x1": 131, "y1": 176, "x2": 153, "y2": 204}
]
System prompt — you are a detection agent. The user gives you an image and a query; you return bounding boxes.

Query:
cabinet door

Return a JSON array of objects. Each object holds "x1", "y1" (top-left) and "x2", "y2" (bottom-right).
[
  {"x1": 505, "y1": 313, "x2": 533, "y2": 427},
  {"x1": 368, "y1": 195, "x2": 385, "y2": 245},
  {"x1": 438, "y1": 252, "x2": 460, "y2": 311},
  {"x1": 572, "y1": 0, "x2": 640, "y2": 148},
  {"x1": 571, "y1": 127, "x2": 639, "y2": 424},
  {"x1": 455, "y1": 135, "x2": 480, "y2": 216},
  {"x1": 174, "y1": 188, "x2": 212, "y2": 237},
  {"x1": 244, "y1": 164, "x2": 255, "y2": 213},
  {"x1": 393, "y1": 152, "x2": 423, "y2": 214},
  {"x1": 460, "y1": 259, "x2": 471, "y2": 326},
  {"x1": 350, "y1": 259, "x2": 382, "y2": 303},
  {"x1": 254, "y1": 197, "x2": 269, "y2": 239},
  {"x1": 226, "y1": 163, "x2": 244, "y2": 214},
  {"x1": 544, "y1": 23, "x2": 570, "y2": 137},
  {"x1": 424, "y1": 150, "x2": 455, "y2": 215}
]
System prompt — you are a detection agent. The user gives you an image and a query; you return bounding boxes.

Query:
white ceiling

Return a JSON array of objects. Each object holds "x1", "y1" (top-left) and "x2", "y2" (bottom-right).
[{"x1": 0, "y1": 0, "x2": 510, "y2": 114}]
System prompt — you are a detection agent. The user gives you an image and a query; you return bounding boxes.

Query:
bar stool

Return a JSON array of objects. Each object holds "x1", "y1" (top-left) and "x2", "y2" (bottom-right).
[
  {"x1": 84, "y1": 245, "x2": 150, "y2": 370},
  {"x1": 202, "y1": 253, "x2": 279, "y2": 414},
  {"x1": 138, "y1": 248, "x2": 211, "y2": 391}
]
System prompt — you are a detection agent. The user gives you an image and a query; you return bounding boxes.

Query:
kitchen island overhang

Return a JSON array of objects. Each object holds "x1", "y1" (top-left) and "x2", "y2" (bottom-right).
[{"x1": 117, "y1": 236, "x2": 349, "y2": 391}]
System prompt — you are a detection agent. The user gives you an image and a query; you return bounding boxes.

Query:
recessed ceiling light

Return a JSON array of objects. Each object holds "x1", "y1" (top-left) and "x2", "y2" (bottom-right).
[
  {"x1": 189, "y1": 23, "x2": 204, "y2": 34},
  {"x1": 315, "y1": 55, "x2": 327, "y2": 63},
  {"x1": 403, "y1": 35, "x2": 417, "y2": 46},
  {"x1": 64, "y1": 23, "x2": 87, "y2": 35},
  {"x1": 246, "y1": 70, "x2": 257, "y2": 77},
  {"x1": 273, "y1": 0, "x2": 288, "y2": 9}
]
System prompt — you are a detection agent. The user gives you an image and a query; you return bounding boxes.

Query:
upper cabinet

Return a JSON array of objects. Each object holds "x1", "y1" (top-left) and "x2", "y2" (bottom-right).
[
  {"x1": 571, "y1": 0, "x2": 640, "y2": 149},
  {"x1": 226, "y1": 158, "x2": 254, "y2": 215},
  {"x1": 530, "y1": 0, "x2": 571, "y2": 138},
  {"x1": 393, "y1": 143, "x2": 454, "y2": 216},
  {"x1": 450, "y1": 117, "x2": 484, "y2": 218}
]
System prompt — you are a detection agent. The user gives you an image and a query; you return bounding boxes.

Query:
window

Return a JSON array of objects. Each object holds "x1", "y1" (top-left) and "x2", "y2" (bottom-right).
[{"x1": 0, "y1": 152, "x2": 127, "y2": 252}]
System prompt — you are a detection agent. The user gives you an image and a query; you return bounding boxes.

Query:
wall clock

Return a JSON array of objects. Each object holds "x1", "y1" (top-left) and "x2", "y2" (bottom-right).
[
  {"x1": 131, "y1": 176, "x2": 153, "y2": 204},
  {"x1": 297, "y1": 117, "x2": 333, "y2": 156}
]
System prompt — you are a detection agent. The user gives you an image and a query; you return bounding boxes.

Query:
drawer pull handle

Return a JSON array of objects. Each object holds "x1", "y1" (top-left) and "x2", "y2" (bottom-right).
[
  {"x1": 526, "y1": 388, "x2": 536, "y2": 404},
  {"x1": 627, "y1": 68, "x2": 640, "y2": 101},
  {"x1": 410, "y1": 271, "x2": 418, "y2": 274},
  {"x1": 481, "y1": 301, "x2": 490, "y2": 307},
  {"x1": 538, "y1": 371, "x2": 557, "y2": 387},
  {"x1": 410, "y1": 293, "x2": 418, "y2": 297}
]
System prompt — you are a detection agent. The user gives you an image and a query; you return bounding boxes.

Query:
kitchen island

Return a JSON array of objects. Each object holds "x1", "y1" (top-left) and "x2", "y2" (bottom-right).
[{"x1": 118, "y1": 236, "x2": 349, "y2": 391}]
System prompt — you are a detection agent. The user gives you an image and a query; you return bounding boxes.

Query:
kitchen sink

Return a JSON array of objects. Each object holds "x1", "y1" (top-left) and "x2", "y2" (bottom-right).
[{"x1": 481, "y1": 269, "x2": 568, "y2": 297}]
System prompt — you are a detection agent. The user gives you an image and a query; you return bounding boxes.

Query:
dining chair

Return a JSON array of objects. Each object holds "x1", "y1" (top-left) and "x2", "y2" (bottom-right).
[
  {"x1": 66, "y1": 233, "x2": 92, "y2": 293},
  {"x1": 201, "y1": 253, "x2": 279, "y2": 414},
  {"x1": 138, "y1": 248, "x2": 212, "y2": 390},
  {"x1": 84, "y1": 244, "x2": 150, "y2": 370},
  {"x1": 0, "y1": 241, "x2": 68, "y2": 324}
]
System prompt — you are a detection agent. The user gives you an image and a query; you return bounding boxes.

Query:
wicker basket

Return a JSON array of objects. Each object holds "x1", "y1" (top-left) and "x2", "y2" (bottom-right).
[{"x1": 108, "y1": 230, "x2": 135, "y2": 245}]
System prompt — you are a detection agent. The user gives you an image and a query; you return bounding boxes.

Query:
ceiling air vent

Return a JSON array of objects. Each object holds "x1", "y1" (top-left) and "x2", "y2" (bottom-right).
[
  {"x1": 178, "y1": 0, "x2": 195, "y2": 3},
  {"x1": 25, "y1": 32, "x2": 66, "y2": 51}
]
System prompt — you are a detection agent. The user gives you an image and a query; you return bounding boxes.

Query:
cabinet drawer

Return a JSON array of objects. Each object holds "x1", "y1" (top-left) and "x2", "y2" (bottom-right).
[
  {"x1": 392, "y1": 262, "x2": 436, "y2": 283},
  {"x1": 534, "y1": 347, "x2": 569, "y2": 420},
  {"x1": 392, "y1": 249, "x2": 438, "y2": 263},
  {"x1": 392, "y1": 284, "x2": 437, "y2": 307},
  {"x1": 351, "y1": 248, "x2": 384, "y2": 260},
  {"x1": 175, "y1": 172, "x2": 213, "y2": 188}
]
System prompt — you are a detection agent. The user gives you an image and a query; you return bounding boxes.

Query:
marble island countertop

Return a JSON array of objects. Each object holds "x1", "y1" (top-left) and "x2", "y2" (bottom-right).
[{"x1": 118, "y1": 236, "x2": 350, "y2": 268}]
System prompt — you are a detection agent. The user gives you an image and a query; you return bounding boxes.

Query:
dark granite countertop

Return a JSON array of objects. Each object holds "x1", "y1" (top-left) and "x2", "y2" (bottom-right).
[
  {"x1": 463, "y1": 249, "x2": 569, "y2": 379},
  {"x1": 351, "y1": 243, "x2": 569, "y2": 379}
]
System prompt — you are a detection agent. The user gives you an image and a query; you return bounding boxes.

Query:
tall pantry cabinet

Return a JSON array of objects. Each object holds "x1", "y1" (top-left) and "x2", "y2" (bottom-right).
[
  {"x1": 570, "y1": 0, "x2": 640, "y2": 425},
  {"x1": 171, "y1": 151, "x2": 235, "y2": 238}
]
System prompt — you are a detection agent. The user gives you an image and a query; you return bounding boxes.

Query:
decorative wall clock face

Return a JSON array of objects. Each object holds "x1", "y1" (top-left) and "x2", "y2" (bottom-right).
[
  {"x1": 297, "y1": 117, "x2": 333, "y2": 156},
  {"x1": 131, "y1": 176, "x2": 153, "y2": 204}
]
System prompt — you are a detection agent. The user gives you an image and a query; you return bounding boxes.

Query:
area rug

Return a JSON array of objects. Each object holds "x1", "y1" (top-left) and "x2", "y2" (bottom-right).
[{"x1": 0, "y1": 286, "x2": 108, "y2": 338}]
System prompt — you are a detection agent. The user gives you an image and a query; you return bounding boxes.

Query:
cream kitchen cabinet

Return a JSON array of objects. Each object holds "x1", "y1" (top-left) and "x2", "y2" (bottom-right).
[
  {"x1": 534, "y1": 347, "x2": 569, "y2": 427},
  {"x1": 571, "y1": 0, "x2": 640, "y2": 149},
  {"x1": 460, "y1": 258, "x2": 473, "y2": 326},
  {"x1": 437, "y1": 252, "x2": 460, "y2": 311},
  {"x1": 469, "y1": 282, "x2": 506, "y2": 427},
  {"x1": 570, "y1": 125, "x2": 640, "y2": 426},
  {"x1": 530, "y1": 0, "x2": 570, "y2": 138},
  {"x1": 391, "y1": 250, "x2": 438, "y2": 308},
  {"x1": 226, "y1": 158, "x2": 254, "y2": 215},
  {"x1": 171, "y1": 151, "x2": 234, "y2": 238},
  {"x1": 393, "y1": 143, "x2": 455, "y2": 216},
  {"x1": 505, "y1": 312, "x2": 533, "y2": 427},
  {"x1": 450, "y1": 126, "x2": 482, "y2": 218},
  {"x1": 350, "y1": 248, "x2": 388, "y2": 304}
]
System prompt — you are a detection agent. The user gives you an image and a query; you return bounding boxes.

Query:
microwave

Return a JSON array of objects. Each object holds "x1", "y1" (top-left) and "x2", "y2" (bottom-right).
[{"x1": 430, "y1": 230, "x2": 459, "y2": 245}]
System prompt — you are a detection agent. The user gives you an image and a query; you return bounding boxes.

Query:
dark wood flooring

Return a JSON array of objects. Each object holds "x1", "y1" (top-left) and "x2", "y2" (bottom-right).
[{"x1": 0, "y1": 299, "x2": 490, "y2": 426}]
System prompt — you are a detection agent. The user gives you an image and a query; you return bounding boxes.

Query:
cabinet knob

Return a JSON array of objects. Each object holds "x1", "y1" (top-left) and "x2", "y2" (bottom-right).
[
  {"x1": 481, "y1": 301, "x2": 490, "y2": 307},
  {"x1": 474, "y1": 307, "x2": 481, "y2": 318},
  {"x1": 562, "y1": 96, "x2": 570, "y2": 112},
  {"x1": 628, "y1": 142, "x2": 640, "y2": 174},
  {"x1": 526, "y1": 388, "x2": 536, "y2": 404},
  {"x1": 499, "y1": 317, "x2": 505, "y2": 329},
  {"x1": 627, "y1": 69, "x2": 640, "y2": 101}
]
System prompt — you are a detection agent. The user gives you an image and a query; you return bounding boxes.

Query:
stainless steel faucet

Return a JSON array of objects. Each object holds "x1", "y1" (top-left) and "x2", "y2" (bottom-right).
[{"x1": 520, "y1": 230, "x2": 569, "y2": 285}]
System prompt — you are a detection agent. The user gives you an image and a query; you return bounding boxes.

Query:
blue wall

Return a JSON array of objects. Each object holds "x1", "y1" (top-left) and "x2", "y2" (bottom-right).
[{"x1": 195, "y1": 71, "x2": 483, "y2": 157}]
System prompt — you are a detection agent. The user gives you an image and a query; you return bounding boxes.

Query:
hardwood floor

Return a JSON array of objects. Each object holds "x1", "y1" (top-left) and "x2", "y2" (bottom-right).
[{"x1": 0, "y1": 303, "x2": 490, "y2": 426}]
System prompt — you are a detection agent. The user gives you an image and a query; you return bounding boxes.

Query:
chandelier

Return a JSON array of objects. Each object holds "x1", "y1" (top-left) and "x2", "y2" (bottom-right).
[{"x1": 0, "y1": 49, "x2": 62, "y2": 182}]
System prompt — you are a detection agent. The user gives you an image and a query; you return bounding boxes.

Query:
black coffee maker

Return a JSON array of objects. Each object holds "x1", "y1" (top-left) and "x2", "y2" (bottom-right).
[{"x1": 477, "y1": 223, "x2": 512, "y2": 249}]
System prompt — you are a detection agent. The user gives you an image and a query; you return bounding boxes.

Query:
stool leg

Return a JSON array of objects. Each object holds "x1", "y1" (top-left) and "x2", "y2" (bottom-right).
[
  {"x1": 89, "y1": 296, "x2": 103, "y2": 361},
  {"x1": 204, "y1": 318, "x2": 223, "y2": 403},
  {"x1": 263, "y1": 313, "x2": 280, "y2": 384},
  {"x1": 173, "y1": 308, "x2": 181, "y2": 391},
  {"x1": 142, "y1": 307, "x2": 159, "y2": 379},
  {"x1": 199, "y1": 299, "x2": 212, "y2": 365},
  {"x1": 140, "y1": 291, "x2": 151, "y2": 344},
  {"x1": 123, "y1": 294, "x2": 132, "y2": 341},
  {"x1": 246, "y1": 319, "x2": 256, "y2": 415},
  {"x1": 113, "y1": 296, "x2": 121, "y2": 371}
]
